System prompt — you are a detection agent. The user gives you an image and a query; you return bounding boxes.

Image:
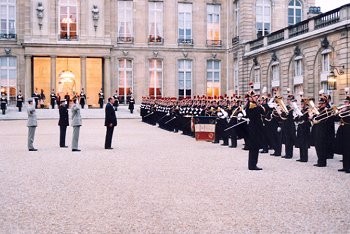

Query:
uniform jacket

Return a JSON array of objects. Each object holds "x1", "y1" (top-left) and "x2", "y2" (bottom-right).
[
  {"x1": 58, "y1": 105, "x2": 69, "y2": 126},
  {"x1": 245, "y1": 101, "x2": 265, "y2": 150},
  {"x1": 71, "y1": 104, "x2": 82, "y2": 126},
  {"x1": 27, "y1": 105, "x2": 37, "y2": 127},
  {"x1": 105, "y1": 102, "x2": 117, "y2": 126}
]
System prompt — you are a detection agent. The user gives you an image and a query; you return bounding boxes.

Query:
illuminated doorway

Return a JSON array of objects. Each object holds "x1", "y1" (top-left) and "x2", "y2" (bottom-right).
[
  {"x1": 86, "y1": 58, "x2": 103, "y2": 107},
  {"x1": 33, "y1": 57, "x2": 51, "y2": 106}
]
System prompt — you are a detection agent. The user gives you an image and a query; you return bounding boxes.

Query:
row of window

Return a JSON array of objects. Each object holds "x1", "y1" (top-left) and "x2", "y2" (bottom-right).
[{"x1": 1, "y1": 0, "x2": 303, "y2": 42}]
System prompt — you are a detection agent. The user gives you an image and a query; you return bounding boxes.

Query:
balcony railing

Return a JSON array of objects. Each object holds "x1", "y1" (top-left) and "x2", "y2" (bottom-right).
[
  {"x1": 148, "y1": 35, "x2": 164, "y2": 44},
  {"x1": 249, "y1": 38, "x2": 264, "y2": 50},
  {"x1": 267, "y1": 29, "x2": 284, "y2": 45},
  {"x1": 288, "y1": 20, "x2": 309, "y2": 38},
  {"x1": 0, "y1": 33, "x2": 16, "y2": 40},
  {"x1": 117, "y1": 37, "x2": 134, "y2": 43},
  {"x1": 232, "y1": 36, "x2": 239, "y2": 45},
  {"x1": 206, "y1": 40, "x2": 222, "y2": 47},
  {"x1": 314, "y1": 8, "x2": 341, "y2": 29},
  {"x1": 59, "y1": 34, "x2": 78, "y2": 40},
  {"x1": 177, "y1": 38, "x2": 193, "y2": 46}
]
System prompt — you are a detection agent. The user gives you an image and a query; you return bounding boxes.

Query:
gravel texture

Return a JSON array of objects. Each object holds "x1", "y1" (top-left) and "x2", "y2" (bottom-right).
[{"x1": 0, "y1": 119, "x2": 349, "y2": 233}]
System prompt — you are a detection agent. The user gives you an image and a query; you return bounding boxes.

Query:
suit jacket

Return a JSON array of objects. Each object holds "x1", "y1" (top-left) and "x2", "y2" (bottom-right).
[
  {"x1": 27, "y1": 105, "x2": 37, "y2": 127},
  {"x1": 58, "y1": 105, "x2": 69, "y2": 126},
  {"x1": 105, "y1": 103, "x2": 117, "y2": 126},
  {"x1": 71, "y1": 104, "x2": 82, "y2": 126}
]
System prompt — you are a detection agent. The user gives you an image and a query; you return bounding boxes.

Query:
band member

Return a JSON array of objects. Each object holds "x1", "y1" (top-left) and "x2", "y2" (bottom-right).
[
  {"x1": 129, "y1": 95, "x2": 135, "y2": 114},
  {"x1": 335, "y1": 94, "x2": 350, "y2": 173},
  {"x1": 79, "y1": 88, "x2": 87, "y2": 109},
  {"x1": 113, "y1": 90, "x2": 119, "y2": 111},
  {"x1": 1, "y1": 93, "x2": 7, "y2": 115},
  {"x1": 58, "y1": 99, "x2": 69, "y2": 148},
  {"x1": 245, "y1": 90, "x2": 265, "y2": 170},
  {"x1": 104, "y1": 97, "x2": 117, "y2": 149},
  {"x1": 71, "y1": 99, "x2": 82, "y2": 152},
  {"x1": 17, "y1": 91, "x2": 24, "y2": 112},
  {"x1": 50, "y1": 89, "x2": 56, "y2": 109},
  {"x1": 64, "y1": 92, "x2": 70, "y2": 108},
  {"x1": 294, "y1": 99, "x2": 311, "y2": 162},
  {"x1": 39, "y1": 89, "x2": 46, "y2": 109},
  {"x1": 27, "y1": 98, "x2": 38, "y2": 151},
  {"x1": 281, "y1": 94, "x2": 296, "y2": 159},
  {"x1": 313, "y1": 95, "x2": 334, "y2": 167},
  {"x1": 98, "y1": 89, "x2": 104, "y2": 108},
  {"x1": 32, "y1": 88, "x2": 39, "y2": 109},
  {"x1": 56, "y1": 93, "x2": 61, "y2": 107}
]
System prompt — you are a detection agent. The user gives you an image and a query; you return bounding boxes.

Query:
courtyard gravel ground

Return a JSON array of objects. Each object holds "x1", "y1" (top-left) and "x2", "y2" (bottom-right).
[{"x1": 0, "y1": 119, "x2": 349, "y2": 233}]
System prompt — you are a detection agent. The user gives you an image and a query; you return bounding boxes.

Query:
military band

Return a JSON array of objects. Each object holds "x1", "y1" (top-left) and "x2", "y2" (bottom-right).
[{"x1": 140, "y1": 87, "x2": 350, "y2": 172}]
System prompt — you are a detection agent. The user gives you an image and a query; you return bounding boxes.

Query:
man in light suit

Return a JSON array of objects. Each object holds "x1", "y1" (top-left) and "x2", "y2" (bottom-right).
[
  {"x1": 58, "y1": 99, "x2": 69, "y2": 148},
  {"x1": 71, "y1": 98, "x2": 82, "y2": 152},
  {"x1": 105, "y1": 97, "x2": 117, "y2": 149},
  {"x1": 27, "y1": 98, "x2": 38, "y2": 151}
]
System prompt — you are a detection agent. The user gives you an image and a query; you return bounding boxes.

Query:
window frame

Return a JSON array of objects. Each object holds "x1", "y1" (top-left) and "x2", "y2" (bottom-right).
[
  {"x1": 206, "y1": 59, "x2": 221, "y2": 98},
  {"x1": 0, "y1": 56, "x2": 17, "y2": 103},
  {"x1": 117, "y1": 0, "x2": 134, "y2": 43},
  {"x1": 118, "y1": 58, "x2": 133, "y2": 104},
  {"x1": 0, "y1": 0, "x2": 16, "y2": 39},
  {"x1": 148, "y1": 58, "x2": 163, "y2": 98},
  {"x1": 206, "y1": 4, "x2": 221, "y2": 47},
  {"x1": 58, "y1": 0, "x2": 79, "y2": 40},
  {"x1": 256, "y1": 0, "x2": 271, "y2": 38},
  {"x1": 177, "y1": 3, "x2": 193, "y2": 45},
  {"x1": 288, "y1": 0, "x2": 303, "y2": 26},
  {"x1": 178, "y1": 59, "x2": 192, "y2": 99},
  {"x1": 148, "y1": 1, "x2": 164, "y2": 44}
]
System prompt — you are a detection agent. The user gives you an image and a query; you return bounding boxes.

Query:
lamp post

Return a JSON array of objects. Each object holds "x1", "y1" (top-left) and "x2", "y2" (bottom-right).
[{"x1": 327, "y1": 65, "x2": 345, "y2": 91}]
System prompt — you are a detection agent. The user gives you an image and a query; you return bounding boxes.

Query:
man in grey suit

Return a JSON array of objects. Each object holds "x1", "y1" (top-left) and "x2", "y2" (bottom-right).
[
  {"x1": 27, "y1": 98, "x2": 38, "y2": 151},
  {"x1": 71, "y1": 99, "x2": 82, "y2": 152}
]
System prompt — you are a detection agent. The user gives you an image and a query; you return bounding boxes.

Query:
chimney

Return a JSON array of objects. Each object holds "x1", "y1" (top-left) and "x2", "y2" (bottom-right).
[{"x1": 308, "y1": 6, "x2": 322, "y2": 18}]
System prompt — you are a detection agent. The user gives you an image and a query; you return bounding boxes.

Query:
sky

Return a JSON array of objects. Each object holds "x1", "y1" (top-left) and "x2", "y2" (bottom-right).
[{"x1": 315, "y1": 0, "x2": 349, "y2": 12}]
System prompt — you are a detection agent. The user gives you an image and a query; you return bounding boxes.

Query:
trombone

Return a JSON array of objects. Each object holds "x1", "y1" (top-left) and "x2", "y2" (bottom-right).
[
  {"x1": 337, "y1": 105, "x2": 350, "y2": 118},
  {"x1": 312, "y1": 106, "x2": 338, "y2": 124}
]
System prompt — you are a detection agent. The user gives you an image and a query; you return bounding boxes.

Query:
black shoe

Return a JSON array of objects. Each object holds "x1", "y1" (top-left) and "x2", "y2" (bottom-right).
[
  {"x1": 29, "y1": 148, "x2": 38, "y2": 151},
  {"x1": 296, "y1": 159, "x2": 307, "y2": 162},
  {"x1": 345, "y1": 170, "x2": 350, "y2": 173},
  {"x1": 249, "y1": 167, "x2": 263, "y2": 171},
  {"x1": 314, "y1": 164, "x2": 326, "y2": 167},
  {"x1": 72, "y1": 149, "x2": 81, "y2": 152},
  {"x1": 260, "y1": 150, "x2": 268, "y2": 153},
  {"x1": 229, "y1": 145, "x2": 237, "y2": 148},
  {"x1": 60, "y1": 146, "x2": 68, "y2": 148},
  {"x1": 105, "y1": 147, "x2": 113, "y2": 150},
  {"x1": 212, "y1": 141, "x2": 219, "y2": 144},
  {"x1": 221, "y1": 143, "x2": 228, "y2": 146},
  {"x1": 338, "y1": 168, "x2": 346, "y2": 172},
  {"x1": 284, "y1": 156, "x2": 292, "y2": 159},
  {"x1": 242, "y1": 147, "x2": 249, "y2": 151}
]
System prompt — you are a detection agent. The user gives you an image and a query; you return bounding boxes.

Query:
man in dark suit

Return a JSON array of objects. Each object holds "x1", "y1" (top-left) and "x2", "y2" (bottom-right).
[
  {"x1": 105, "y1": 97, "x2": 117, "y2": 149},
  {"x1": 58, "y1": 99, "x2": 69, "y2": 148}
]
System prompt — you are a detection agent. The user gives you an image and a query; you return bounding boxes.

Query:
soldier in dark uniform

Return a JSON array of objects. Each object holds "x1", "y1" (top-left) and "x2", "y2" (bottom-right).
[
  {"x1": 294, "y1": 98, "x2": 311, "y2": 162},
  {"x1": 1, "y1": 93, "x2": 7, "y2": 115},
  {"x1": 129, "y1": 95, "x2": 135, "y2": 113},
  {"x1": 32, "y1": 88, "x2": 39, "y2": 109},
  {"x1": 56, "y1": 93, "x2": 61, "y2": 107},
  {"x1": 79, "y1": 88, "x2": 87, "y2": 109},
  {"x1": 39, "y1": 89, "x2": 46, "y2": 109},
  {"x1": 98, "y1": 89, "x2": 104, "y2": 108},
  {"x1": 64, "y1": 92, "x2": 70, "y2": 108},
  {"x1": 245, "y1": 90, "x2": 265, "y2": 170},
  {"x1": 281, "y1": 94, "x2": 296, "y2": 159},
  {"x1": 113, "y1": 90, "x2": 119, "y2": 111},
  {"x1": 50, "y1": 89, "x2": 56, "y2": 109},
  {"x1": 16, "y1": 91, "x2": 24, "y2": 112},
  {"x1": 58, "y1": 99, "x2": 69, "y2": 148},
  {"x1": 335, "y1": 95, "x2": 350, "y2": 173}
]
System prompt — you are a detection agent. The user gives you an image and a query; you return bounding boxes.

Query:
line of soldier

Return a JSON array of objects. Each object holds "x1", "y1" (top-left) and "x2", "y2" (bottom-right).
[{"x1": 140, "y1": 87, "x2": 350, "y2": 172}]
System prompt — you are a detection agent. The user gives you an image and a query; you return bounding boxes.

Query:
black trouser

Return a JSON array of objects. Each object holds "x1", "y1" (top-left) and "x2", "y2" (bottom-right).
[
  {"x1": 18, "y1": 107, "x2": 22, "y2": 112},
  {"x1": 274, "y1": 131, "x2": 282, "y2": 155},
  {"x1": 59, "y1": 126, "x2": 67, "y2": 147},
  {"x1": 105, "y1": 126, "x2": 114, "y2": 148},
  {"x1": 2, "y1": 108, "x2": 5, "y2": 115},
  {"x1": 343, "y1": 151, "x2": 350, "y2": 170},
  {"x1": 81, "y1": 104, "x2": 85, "y2": 109},
  {"x1": 248, "y1": 149, "x2": 259, "y2": 169},
  {"x1": 285, "y1": 138, "x2": 294, "y2": 158},
  {"x1": 51, "y1": 101, "x2": 55, "y2": 109},
  {"x1": 315, "y1": 145, "x2": 327, "y2": 166},
  {"x1": 299, "y1": 147, "x2": 308, "y2": 162}
]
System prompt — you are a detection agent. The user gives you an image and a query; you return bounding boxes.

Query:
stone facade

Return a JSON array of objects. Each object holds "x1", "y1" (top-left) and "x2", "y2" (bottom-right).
[{"x1": 2, "y1": 0, "x2": 349, "y2": 106}]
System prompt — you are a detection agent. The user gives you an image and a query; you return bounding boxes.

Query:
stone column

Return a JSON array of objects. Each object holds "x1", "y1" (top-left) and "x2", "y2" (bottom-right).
[
  {"x1": 50, "y1": 56, "x2": 56, "y2": 93},
  {"x1": 81, "y1": 56, "x2": 87, "y2": 92},
  {"x1": 25, "y1": 55, "x2": 32, "y2": 100},
  {"x1": 104, "y1": 56, "x2": 111, "y2": 100}
]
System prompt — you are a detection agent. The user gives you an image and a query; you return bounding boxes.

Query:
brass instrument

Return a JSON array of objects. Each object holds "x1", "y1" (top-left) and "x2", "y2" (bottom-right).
[
  {"x1": 291, "y1": 101, "x2": 303, "y2": 117},
  {"x1": 275, "y1": 96, "x2": 289, "y2": 114},
  {"x1": 313, "y1": 106, "x2": 338, "y2": 124},
  {"x1": 337, "y1": 105, "x2": 350, "y2": 118},
  {"x1": 230, "y1": 105, "x2": 243, "y2": 118},
  {"x1": 270, "y1": 96, "x2": 288, "y2": 120},
  {"x1": 304, "y1": 99, "x2": 320, "y2": 117}
]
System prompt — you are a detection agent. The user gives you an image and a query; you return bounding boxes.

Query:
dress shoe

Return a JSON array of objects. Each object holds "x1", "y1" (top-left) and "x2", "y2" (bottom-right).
[
  {"x1": 345, "y1": 170, "x2": 350, "y2": 173},
  {"x1": 313, "y1": 164, "x2": 326, "y2": 167},
  {"x1": 72, "y1": 149, "x2": 81, "y2": 152},
  {"x1": 221, "y1": 143, "x2": 228, "y2": 146},
  {"x1": 229, "y1": 145, "x2": 237, "y2": 148},
  {"x1": 60, "y1": 146, "x2": 68, "y2": 148},
  {"x1": 260, "y1": 150, "x2": 268, "y2": 153},
  {"x1": 242, "y1": 147, "x2": 249, "y2": 151},
  {"x1": 296, "y1": 159, "x2": 307, "y2": 162},
  {"x1": 249, "y1": 167, "x2": 263, "y2": 171},
  {"x1": 105, "y1": 147, "x2": 113, "y2": 150},
  {"x1": 284, "y1": 156, "x2": 292, "y2": 159},
  {"x1": 29, "y1": 148, "x2": 38, "y2": 151},
  {"x1": 212, "y1": 141, "x2": 219, "y2": 144},
  {"x1": 338, "y1": 168, "x2": 346, "y2": 172}
]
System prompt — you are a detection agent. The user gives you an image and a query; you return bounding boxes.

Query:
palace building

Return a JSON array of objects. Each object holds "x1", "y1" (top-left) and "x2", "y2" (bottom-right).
[{"x1": 0, "y1": 0, "x2": 349, "y2": 107}]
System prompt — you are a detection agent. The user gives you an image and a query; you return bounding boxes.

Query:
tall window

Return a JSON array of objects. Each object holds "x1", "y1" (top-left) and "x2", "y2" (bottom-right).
[
  {"x1": 207, "y1": 60, "x2": 220, "y2": 97},
  {"x1": 149, "y1": 59, "x2": 162, "y2": 98},
  {"x1": 322, "y1": 53, "x2": 330, "y2": 73},
  {"x1": 178, "y1": 3, "x2": 192, "y2": 45},
  {"x1": 59, "y1": 0, "x2": 78, "y2": 40},
  {"x1": 207, "y1": 4, "x2": 221, "y2": 46},
  {"x1": 118, "y1": 59, "x2": 133, "y2": 104},
  {"x1": 148, "y1": 2, "x2": 163, "y2": 43},
  {"x1": 271, "y1": 64, "x2": 280, "y2": 87},
  {"x1": 234, "y1": 59, "x2": 239, "y2": 94},
  {"x1": 0, "y1": 57, "x2": 16, "y2": 103},
  {"x1": 178, "y1": 60, "x2": 192, "y2": 99},
  {"x1": 295, "y1": 59, "x2": 302, "y2": 76},
  {"x1": 0, "y1": 0, "x2": 16, "y2": 39},
  {"x1": 256, "y1": 0, "x2": 271, "y2": 38},
  {"x1": 321, "y1": 53, "x2": 330, "y2": 93},
  {"x1": 288, "y1": 0, "x2": 302, "y2": 25},
  {"x1": 118, "y1": 1, "x2": 133, "y2": 43},
  {"x1": 234, "y1": 1, "x2": 240, "y2": 37}
]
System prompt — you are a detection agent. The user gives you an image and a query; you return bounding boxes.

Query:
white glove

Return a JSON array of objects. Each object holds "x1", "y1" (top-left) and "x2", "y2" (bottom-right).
[
  {"x1": 268, "y1": 102, "x2": 277, "y2": 109},
  {"x1": 277, "y1": 127, "x2": 281, "y2": 132},
  {"x1": 237, "y1": 113, "x2": 243, "y2": 121}
]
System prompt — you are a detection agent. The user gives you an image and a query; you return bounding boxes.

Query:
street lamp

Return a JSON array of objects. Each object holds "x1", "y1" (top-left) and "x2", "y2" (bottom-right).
[{"x1": 327, "y1": 65, "x2": 345, "y2": 90}]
